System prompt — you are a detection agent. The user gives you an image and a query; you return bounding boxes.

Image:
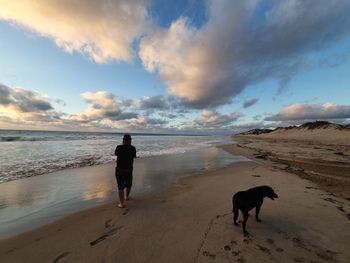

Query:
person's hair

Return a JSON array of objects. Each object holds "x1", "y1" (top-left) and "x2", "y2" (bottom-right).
[{"x1": 123, "y1": 134, "x2": 131, "y2": 141}]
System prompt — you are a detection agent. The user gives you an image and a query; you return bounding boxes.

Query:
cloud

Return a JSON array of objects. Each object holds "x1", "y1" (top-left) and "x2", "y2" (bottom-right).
[
  {"x1": 138, "y1": 95, "x2": 169, "y2": 110},
  {"x1": 243, "y1": 98, "x2": 259, "y2": 108},
  {"x1": 127, "y1": 95, "x2": 190, "y2": 117},
  {"x1": 136, "y1": 116, "x2": 167, "y2": 125},
  {"x1": 0, "y1": 84, "x2": 67, "y2": 129},
  {"x1": 195, "y1": 110, "x2": 242, "y2": 127},
  {"x1": 140, "y1": 0, "x2": 350, "y2": 108},
  {"x1": 11, "y1": 88, "x2": 53, "y2": 112},
  {"x1": 265, "y1": 102, "x2": 350, "y2": 121},
  {"x1": 2, "y1": 1, "x2": 350, "y2": 110},
  {"x1": 0, "y1": 84, "x2": 12, "y2": 105},
  {"x1": 0, "y1": 85, "x2": 181, "y2": 131},
  {"x1": 253, "y1": 114, "x2": 262, "y2": 121},
  {"x1": 158, "y1": 112, "x2": 179, "y2": 119},
  {"x1": 0, "y1": 83, "x2": 53, "y2": 113},
  {"x1": 70, "y1": 91, "x2": 138, "y2": 122},
  {"x1": 0, "y1": 0, "x2": 149, "y2": 63}
]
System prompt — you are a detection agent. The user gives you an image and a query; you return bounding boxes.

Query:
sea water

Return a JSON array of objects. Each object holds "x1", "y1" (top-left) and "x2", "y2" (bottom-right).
[{"x1": 0, "y1": 130, "x2": 228, "y2": 183}]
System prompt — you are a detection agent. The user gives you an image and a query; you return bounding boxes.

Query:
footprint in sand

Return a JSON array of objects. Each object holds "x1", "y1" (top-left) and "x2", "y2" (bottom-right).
[
  {"x1": 266, "y1": 238, "x2": 274, "y2": 245},
  {"x1": 89, "y1": 226, "x2": 123, "y2": 246},
  {"x1": 256, "y1": 244, "x2": 271, "y2": 255},
  {"x1": 337, "y1": 206, "x2": 345, "y2": 213},
  {"x1": 243, "y1": 237, "x2": 252, "y2": 244},
  {"x1": 323, "y1": 197, "x2": 343, "y2": 205},
  {"x1": 224, "y1": 245, "x2": 231, "y2": 251},
  {"x1": 315, "y1": 250, "x2": 338, "y2": 262},
  {"x1": 4, "y1": 248, "x2": 17, "y2": 255},
  {"x1": 230, "y1": 240, "x2": 238, "y2": 245},
  {"x1": 293, "y1": 257, "x2": 305, "y2": 263},
  {"x1": 276, "y1": 247, "x2": 284, "y2": 253},
  {"x1": 202, "y1": 251, "x2": 216, "y2": 260},
  {"x1": 53, "y1": 251, "x2": 71, "y2": 263},
  {"x1": 305, "y1": 186, "x2": 319, "y2": 190},
  {"x1": 276, "y1": 228, "x2": 290, "y2": 240},
  {"x1": 251, "y1": 174, "x2": 261, "y2": 177},
  {"x1": 122, "y1": 208, "x2": 129, "y2": 215},
  {"x1": 346, "y1": 213, "x2": 350, "y2": 221},
  {"x1": 104, "y1": 219, "x2": 112, "y2": 228},
  {"x1": 292, "y1": 237, "x2": 310, "y2": 252}
]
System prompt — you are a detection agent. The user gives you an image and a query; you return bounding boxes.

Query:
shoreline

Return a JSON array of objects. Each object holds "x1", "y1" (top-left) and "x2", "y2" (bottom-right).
[
  {"x1": 0, "y1": 145, "x2": 242, "y2": 239},
  {"x1": 1, "y1": 143, "x2": 349, "y2": 262}
]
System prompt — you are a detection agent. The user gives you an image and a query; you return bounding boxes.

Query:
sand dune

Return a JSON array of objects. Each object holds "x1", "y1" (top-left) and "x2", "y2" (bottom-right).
[
  {"x1": 233, "y1": 121, "x2": 350, "y2": 199},
  {"x1": 237, "y1": 121, "x2": 350, "y2": 146}
]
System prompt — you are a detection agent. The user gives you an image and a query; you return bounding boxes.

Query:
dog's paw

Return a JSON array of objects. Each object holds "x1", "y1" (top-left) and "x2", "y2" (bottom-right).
[
  {"x1": 234, "y1": 222, "x2": 239, "y2": 226},
  {"x1": 256, "y1": 218, "x2": 262, "y2": 223},
  {"x1": 243, "y1": 231, "x2": 249, "y2": 236}
]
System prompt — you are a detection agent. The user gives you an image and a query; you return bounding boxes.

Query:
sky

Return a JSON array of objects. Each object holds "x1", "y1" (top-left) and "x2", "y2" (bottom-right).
[{"x1": 0, "y1": 0, "x2": 350, "y2": 134}]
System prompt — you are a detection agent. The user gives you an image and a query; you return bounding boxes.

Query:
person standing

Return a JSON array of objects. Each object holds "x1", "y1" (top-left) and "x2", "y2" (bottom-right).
[{"x1": 115, "y1": 134, "x2": 136, "y2": 208}]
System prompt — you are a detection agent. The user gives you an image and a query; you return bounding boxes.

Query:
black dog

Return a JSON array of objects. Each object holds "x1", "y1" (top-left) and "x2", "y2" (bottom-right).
[{"x1": 232, "y1": 185, "x2": 278, "y2": 235}]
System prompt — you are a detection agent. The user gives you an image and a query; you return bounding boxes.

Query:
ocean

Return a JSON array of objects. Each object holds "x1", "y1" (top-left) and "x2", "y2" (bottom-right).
[{"x1": 0, "y1": 130, "x2": 229, "y2": 183}]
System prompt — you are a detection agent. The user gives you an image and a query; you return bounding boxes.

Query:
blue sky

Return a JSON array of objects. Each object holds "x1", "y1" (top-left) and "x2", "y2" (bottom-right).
[{"x1": 0, "y1": 0, "x2": 350, "y2": 134}]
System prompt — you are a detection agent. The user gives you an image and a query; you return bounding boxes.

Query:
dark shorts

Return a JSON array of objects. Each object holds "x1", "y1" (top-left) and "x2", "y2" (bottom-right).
[{"x1": 115, "y1": 168, "x2": 133, "y2": 190}]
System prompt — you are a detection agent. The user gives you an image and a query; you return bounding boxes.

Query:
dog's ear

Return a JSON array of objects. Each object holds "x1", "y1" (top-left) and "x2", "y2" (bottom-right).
[
  {"x1": 262, "y1": 186, "x2": 278, "y2": 200},
  {"x1": 262, "y1": 186, "x2": 270, "y2": 195}
]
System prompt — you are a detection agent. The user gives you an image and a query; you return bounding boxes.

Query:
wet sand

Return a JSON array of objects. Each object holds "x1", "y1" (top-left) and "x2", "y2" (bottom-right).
[
  {"x1": 1, "y1": 143, "x2": 349, "y2": 262},
  {"x1": 0, "y1": 146, "x2": 240, "y2": 239}
]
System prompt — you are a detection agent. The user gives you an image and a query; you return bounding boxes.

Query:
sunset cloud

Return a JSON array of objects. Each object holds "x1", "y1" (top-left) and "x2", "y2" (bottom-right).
[
  {"x1": 195, "y1": 110, "x2": 242, "y2": 127},
  {"x1": 0, "y1": 84, "x2": 66, "y2": 129},
  {"x1": 70, "y1": 91, "x2": 138, "y2": 122},
  {"x1": 266, "y1": 103, "x2": 350, "y2": 121},
  {"x1": 0, "y1": 0, "x2": 149, "y2": 63},
  {"x1": 2, "y1": 1, "x2": 350, "y2": 110},
  {"x1": 140, "y1": 0, "x2": 350, "y2": 108},
  {"x1": 0, "y1": 83, "x2": 53, "y2": 114}
]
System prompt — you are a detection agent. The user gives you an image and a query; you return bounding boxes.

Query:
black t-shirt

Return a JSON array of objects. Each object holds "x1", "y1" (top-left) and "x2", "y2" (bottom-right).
[{"x1": 115, "y1": 144, "x2": 136, "y2": 169}]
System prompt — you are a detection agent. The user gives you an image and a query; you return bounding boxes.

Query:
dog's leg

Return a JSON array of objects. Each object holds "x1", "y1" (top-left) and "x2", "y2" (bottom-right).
[
  {"x1": 232, "y1": 196, "x2": 239, "y2": 226},
  {"x1": 233, "y1": 205, "x2": 239, "y2": 226},
  {"x1": 242, "y1": 210, "x2": 249, "y2": 235},
  {"x1": 255, "y1": 205, "x2": 262, "y2": 222}
]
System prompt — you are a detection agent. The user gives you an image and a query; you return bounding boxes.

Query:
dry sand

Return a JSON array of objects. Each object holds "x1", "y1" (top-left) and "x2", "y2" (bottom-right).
[
  {"x1": 1, "y1": 143, "x2": 350, "y2": 262},
  {"x1": 233, "y1": 132, "x2": 350, "y2": 200}
]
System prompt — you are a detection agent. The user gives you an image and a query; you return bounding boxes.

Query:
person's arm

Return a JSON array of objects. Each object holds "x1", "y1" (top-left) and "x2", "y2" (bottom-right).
[
  {"x1": 133, "y1": 147, "x2": 137, "y2": 158},
  {"x1": 115, "y1": 146, "x2": 119, "y2": 156}
]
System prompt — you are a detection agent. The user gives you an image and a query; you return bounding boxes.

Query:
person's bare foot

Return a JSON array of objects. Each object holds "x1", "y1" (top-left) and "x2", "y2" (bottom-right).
[{"x1": 116, "y1": 203, "x2": 125, "y2": 208}]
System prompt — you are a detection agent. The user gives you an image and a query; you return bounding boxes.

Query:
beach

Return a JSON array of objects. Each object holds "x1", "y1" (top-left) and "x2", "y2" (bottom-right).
[
  {"x1": 1, "y1": 1, "x2": 350, "y2": 262},
  {"x1": 1, "y1": 137, "x2": 350, "y2": 262}
]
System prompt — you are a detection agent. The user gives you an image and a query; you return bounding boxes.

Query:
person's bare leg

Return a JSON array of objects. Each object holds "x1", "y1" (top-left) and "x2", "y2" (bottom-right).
[
  {"x1": 117, "y1": 190, "x2": 125, "y2": 208},
  {"x1": 125, "y1": 187, "x2": 131, "y2": 200}
]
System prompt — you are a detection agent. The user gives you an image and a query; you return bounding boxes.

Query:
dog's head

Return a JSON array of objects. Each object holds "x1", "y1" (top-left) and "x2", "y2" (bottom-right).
[{"x1": 262, "y1": 186, "x2": 278, "y2": 200}]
